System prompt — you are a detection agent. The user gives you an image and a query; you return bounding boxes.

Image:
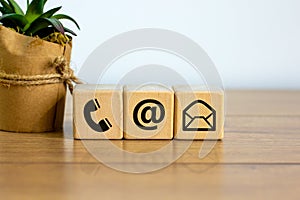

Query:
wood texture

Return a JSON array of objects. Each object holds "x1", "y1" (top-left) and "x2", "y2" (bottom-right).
[
  {"x1": 123, "y1": 85, "x2": 174, "y2": 139},
  {"x1": 1, "y1": 90, "x2": 300, "y2": 200}
]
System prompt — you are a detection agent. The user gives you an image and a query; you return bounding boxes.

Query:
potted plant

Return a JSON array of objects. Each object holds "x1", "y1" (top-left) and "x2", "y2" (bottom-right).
[{"x1": 0, "y1": 0, "x2": 80, "y2": 132}]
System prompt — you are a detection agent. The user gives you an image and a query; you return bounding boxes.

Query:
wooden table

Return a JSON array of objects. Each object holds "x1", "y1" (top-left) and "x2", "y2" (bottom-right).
[{"x1": 0, "y1": 91, "x2": 299, "y2": 200}]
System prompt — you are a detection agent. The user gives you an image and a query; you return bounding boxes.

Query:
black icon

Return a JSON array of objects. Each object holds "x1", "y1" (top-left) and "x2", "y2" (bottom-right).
[
  {"x1": 84, "y1": 99, "x2": 112, "y2": 132},
  {"x1": 133, "y1": 99, "x2": 165, "y2": 130},
  {"x1": 183, "y1": 100, "x2": 216, "y2": 131}
]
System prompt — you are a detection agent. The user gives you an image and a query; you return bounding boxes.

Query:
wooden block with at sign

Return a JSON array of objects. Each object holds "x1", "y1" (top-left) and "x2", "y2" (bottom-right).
[
  {"x1": 73, "y1": 84, "x2": 123, "y2": 139},
  {"x1": 124, "y1": 85, "x2": 174, "y2": 139},
  {"x1": 173, "y1": 86, "x2": 224, "y2": 140}
]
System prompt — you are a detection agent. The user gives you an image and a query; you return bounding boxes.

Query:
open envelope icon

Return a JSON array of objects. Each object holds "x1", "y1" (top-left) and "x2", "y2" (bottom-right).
[{"x1": 183, "y1": 100, "x2": 216, "y2": 131}]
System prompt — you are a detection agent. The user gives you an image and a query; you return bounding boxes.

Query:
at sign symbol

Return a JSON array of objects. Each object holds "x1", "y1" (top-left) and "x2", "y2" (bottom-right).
[{"x1": 133, "y1": 99, "x2": 165, "y2": 130}]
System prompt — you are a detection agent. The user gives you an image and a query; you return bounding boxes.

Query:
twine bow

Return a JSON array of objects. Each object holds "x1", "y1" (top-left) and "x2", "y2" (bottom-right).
[{"x1": 0, "y1": 56, "x2": 82, "y2": 93}]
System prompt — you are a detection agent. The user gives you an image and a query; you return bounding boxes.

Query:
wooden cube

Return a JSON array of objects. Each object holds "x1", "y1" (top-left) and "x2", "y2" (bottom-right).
[
  {"x1": 73, "y1": 84, "x2": 123, "y2": 139},
  {"x1": 173, "y1": 86, "x2": 224, "y2": 140},
  {"x1": 124, "y1": 85, "x2": 174, "y2": 139}
]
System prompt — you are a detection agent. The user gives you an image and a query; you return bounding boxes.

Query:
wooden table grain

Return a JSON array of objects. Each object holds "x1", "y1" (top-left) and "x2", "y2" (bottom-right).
[{"x1": 0, "y1": 90, "x2": 299, "y2": 200}]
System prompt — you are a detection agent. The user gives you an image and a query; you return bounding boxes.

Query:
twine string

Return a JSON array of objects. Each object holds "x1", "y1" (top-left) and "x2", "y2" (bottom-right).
[{"x1": 0, "y1": 56, "x2": 82, "y2": 93}]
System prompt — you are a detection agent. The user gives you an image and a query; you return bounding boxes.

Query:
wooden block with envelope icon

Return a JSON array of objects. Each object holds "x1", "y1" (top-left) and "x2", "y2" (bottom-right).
[
  {"x1": 73, "y1": 84, "x2": 123, "y2": 139},
  {"x1": 173, "y1": 86, "x2": 224, "y2": 140}
]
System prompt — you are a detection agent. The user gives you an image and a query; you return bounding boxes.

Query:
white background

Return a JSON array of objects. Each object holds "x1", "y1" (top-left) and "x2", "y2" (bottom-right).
[{"x1": 22, "y1": 0, "x2": 300, "y2": 89}]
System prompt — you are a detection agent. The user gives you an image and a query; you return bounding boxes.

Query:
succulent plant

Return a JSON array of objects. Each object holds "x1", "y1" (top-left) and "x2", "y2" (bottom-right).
[{"x1": 0, "y1": 0, "x2": 80, "y2": 44}]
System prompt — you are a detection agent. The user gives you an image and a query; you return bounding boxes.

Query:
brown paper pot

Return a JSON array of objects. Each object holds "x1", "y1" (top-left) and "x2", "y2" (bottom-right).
[{"x1": 0, "y1": 26, "x2": 72, "y2": 133}]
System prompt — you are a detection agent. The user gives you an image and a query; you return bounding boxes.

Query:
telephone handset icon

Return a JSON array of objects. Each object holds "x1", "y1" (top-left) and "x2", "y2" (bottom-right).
[{"x1": 84, "y1": 99, "x2": 112, "y2": 132}]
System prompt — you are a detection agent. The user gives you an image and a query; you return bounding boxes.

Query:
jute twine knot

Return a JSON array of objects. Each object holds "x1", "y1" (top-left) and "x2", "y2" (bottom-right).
[
  {"x1": 0, "y1": 56, "x2": 82, "y2": 93},
  {"x1": 52, "y1": 56, "x2": 82, "y2": 93}
]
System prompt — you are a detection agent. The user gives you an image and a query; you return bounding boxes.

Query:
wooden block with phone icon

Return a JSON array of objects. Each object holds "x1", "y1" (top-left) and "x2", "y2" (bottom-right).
[
  {"x1": 124, "y1": 85, "x2": 174, "y2": 139},
  {"x1": 173, "y1": 86, "x2": 224, "y2": 140},
  {"x1": 73, "y1": 85, "x2": 123, "y2": 139}
]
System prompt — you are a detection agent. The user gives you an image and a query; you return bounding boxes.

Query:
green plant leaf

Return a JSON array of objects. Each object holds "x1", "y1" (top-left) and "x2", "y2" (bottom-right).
[
  {"x1": 0, "y1": 13, "x2": 28, "y2": 27},
  {"x1": 0, "y1": 0, "x2": 13, "y2": 13},
  {"x1": 53, "y1": 14, "x2": 80, "y2": 30},
  {"x1": 0, "y1": 6, "x2": 12, "y2": 14},
  {"x1": 26, "y1": 17, "x2": 64, "y2": 35},
  {"x1": 40, "y1": 6, "x2": 61, "y2": 18},
  {"x1": 26, "y1": 0, "x2": 47, "y2": 14},
  {"x1": 63, "y1": 26, "x2": 77, "y2": 36},
  {"x1": 0, "y1": 0, "x2": 79, "y2": 42},
  {"x1": 7, "y1": 0, "x2": 24, "y2": 15},
  {"x1": 43, "y1": 17, "x2": 64, "y2": 34},
  {"x1": 25, "y1": 0, "x2": 47, "y2": 23},
  {"x1": 23, "y1": 6, "x2": 61, "y2": 32},
  {"x1": 33, "y1": 27, "x2": 55, "y2": 38}
]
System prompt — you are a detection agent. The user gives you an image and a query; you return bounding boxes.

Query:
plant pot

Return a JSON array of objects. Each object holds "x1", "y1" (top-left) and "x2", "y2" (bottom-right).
[{"x1": 0, "y1": 26, "x2": 72, "y2": 133}]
